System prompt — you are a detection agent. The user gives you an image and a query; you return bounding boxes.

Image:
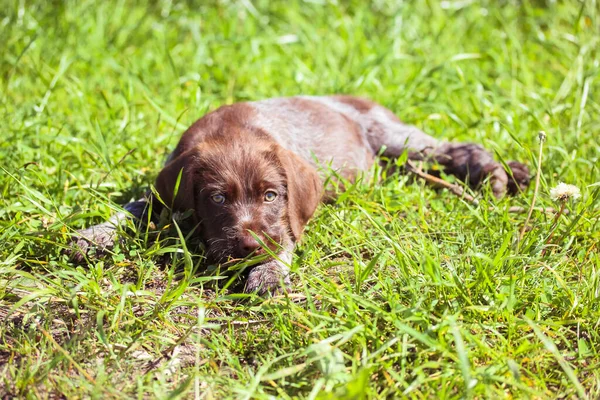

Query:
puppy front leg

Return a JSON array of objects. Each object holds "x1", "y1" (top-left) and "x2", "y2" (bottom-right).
[
  {"x1": 68, "y1": 197, "x2": 151, "y2": 263},
  {"x1": 244, "y1": 245, "x2": 293, "y2": 295}
]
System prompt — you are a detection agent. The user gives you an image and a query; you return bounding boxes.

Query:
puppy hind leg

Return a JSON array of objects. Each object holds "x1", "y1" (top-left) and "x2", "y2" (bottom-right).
[
  {"x1": 367, "y1": 112, "x2": 529, "y2": 197},
  {"x1": 365, "y1": 114, "x2": 441, "y2": 160}
]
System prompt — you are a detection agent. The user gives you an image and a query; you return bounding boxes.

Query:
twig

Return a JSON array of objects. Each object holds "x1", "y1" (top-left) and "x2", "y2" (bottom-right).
[
  {"x1": 406, "y1": 160, "x2": 479, "y2": 206},
  {"x1": 519, "y1": 131, "x2": 546, "y2": 242},
  {"x1": 505, "y1": 206, "x2": 565, "y2": 214}
]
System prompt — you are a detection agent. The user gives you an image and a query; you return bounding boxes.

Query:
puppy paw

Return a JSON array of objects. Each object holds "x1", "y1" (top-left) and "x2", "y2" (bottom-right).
[
  {"x1": 506, "y1": 161, "x2": 530, "y2": 195},
  {"x1": 244, "y1": 261, "x2": 291, "y2": 296},
  {"x1": 436, "y1": 143, "x2": 511, "y2": 198},
  {"x1": 481, "y1": 162, "x2": 509, "y2": 198},
  {"x1": 66, "y1": 223, "x2": 117, "y2": 263}
]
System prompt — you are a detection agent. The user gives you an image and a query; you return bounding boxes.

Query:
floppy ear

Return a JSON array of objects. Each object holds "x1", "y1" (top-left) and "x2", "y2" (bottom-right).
[
  {"x1": 154, "y1": 148, "x2": 199, "y2": 214},
  {"x1": 278, "y1": 149, "x2": 322, "y2": 242}
]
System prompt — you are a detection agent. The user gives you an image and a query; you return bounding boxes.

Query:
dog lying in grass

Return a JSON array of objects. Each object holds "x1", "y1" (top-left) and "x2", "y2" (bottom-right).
[{"x1": 70, "y1": 95, "x2": 530, "y2": 294}]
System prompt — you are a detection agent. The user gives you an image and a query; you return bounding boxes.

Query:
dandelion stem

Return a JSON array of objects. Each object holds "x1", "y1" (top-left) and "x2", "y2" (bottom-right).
[
  {"x1": 541, "y1": 200, "x2": 566, "y2": 256},
  {"x1": 519, "y1": 131, "x2": 546, "y2": 244}
]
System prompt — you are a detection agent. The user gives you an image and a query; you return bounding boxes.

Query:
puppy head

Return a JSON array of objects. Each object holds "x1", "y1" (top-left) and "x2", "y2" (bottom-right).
[{"x1": 155, "y1": 139, "x2": 322, "y2": 262}]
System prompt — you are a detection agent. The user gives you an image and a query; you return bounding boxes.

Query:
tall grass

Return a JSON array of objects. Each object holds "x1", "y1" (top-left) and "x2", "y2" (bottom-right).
[{"x1": 1, "y1": 0, "x2": 599, "y2": 398}]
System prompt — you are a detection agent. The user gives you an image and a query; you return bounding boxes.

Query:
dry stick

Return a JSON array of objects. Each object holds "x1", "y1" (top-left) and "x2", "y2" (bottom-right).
[
  {"x1": 406, "y1": 160, "x2": 479, "y2": 205},
  {"x1": 507, "y1": 206, "x2": 564, "y2": 214},
  {"x1": 519, "y1": 131, "x2": 546, "y2": 242}
]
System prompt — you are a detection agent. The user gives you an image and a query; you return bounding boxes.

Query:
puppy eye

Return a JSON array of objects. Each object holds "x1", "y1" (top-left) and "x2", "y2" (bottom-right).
[
  {"x1": 210, "y1": 194, "x2": 226, "y2": 204},
  {"x1": 264, "y1": 190, "x2": 278, "y2": 202}
]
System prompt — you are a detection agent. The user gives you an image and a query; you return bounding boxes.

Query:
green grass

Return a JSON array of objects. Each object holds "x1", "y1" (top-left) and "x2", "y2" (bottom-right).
[{"x1": 1, "y1": 0, "x2": 600, "y2": 398}]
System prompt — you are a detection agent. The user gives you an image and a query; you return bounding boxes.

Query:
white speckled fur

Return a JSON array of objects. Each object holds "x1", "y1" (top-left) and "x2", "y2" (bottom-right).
[{"x1": 250, "y1": 96, "x2": 440, "y2": 173}]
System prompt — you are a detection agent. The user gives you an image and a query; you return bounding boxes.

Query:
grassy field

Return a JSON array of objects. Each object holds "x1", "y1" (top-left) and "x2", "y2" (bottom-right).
[{"x1": 1, "y1": 0, "x2": 600, "y2": 398}]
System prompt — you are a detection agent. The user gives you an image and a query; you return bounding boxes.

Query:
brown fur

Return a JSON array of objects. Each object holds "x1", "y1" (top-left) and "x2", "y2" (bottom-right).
[{"x1": 69, "y1": 95, "x2": 530, "y2": 295}]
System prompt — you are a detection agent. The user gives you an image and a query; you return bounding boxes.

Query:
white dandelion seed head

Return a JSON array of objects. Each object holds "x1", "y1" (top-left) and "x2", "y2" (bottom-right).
[{"x1": 550, "y1": 182, "x2": 581, "y2": 202}]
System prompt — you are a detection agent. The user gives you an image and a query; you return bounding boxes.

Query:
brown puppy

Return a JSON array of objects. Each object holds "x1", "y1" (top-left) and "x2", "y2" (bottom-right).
[{"x1": 70, "y1": 95, "x2": 530, "y2": 294}]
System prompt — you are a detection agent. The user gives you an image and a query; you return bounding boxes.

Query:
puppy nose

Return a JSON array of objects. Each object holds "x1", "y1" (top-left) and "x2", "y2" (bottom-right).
[{"x1": 239, "y1": 234, "x2": 260, "y2": 255}]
